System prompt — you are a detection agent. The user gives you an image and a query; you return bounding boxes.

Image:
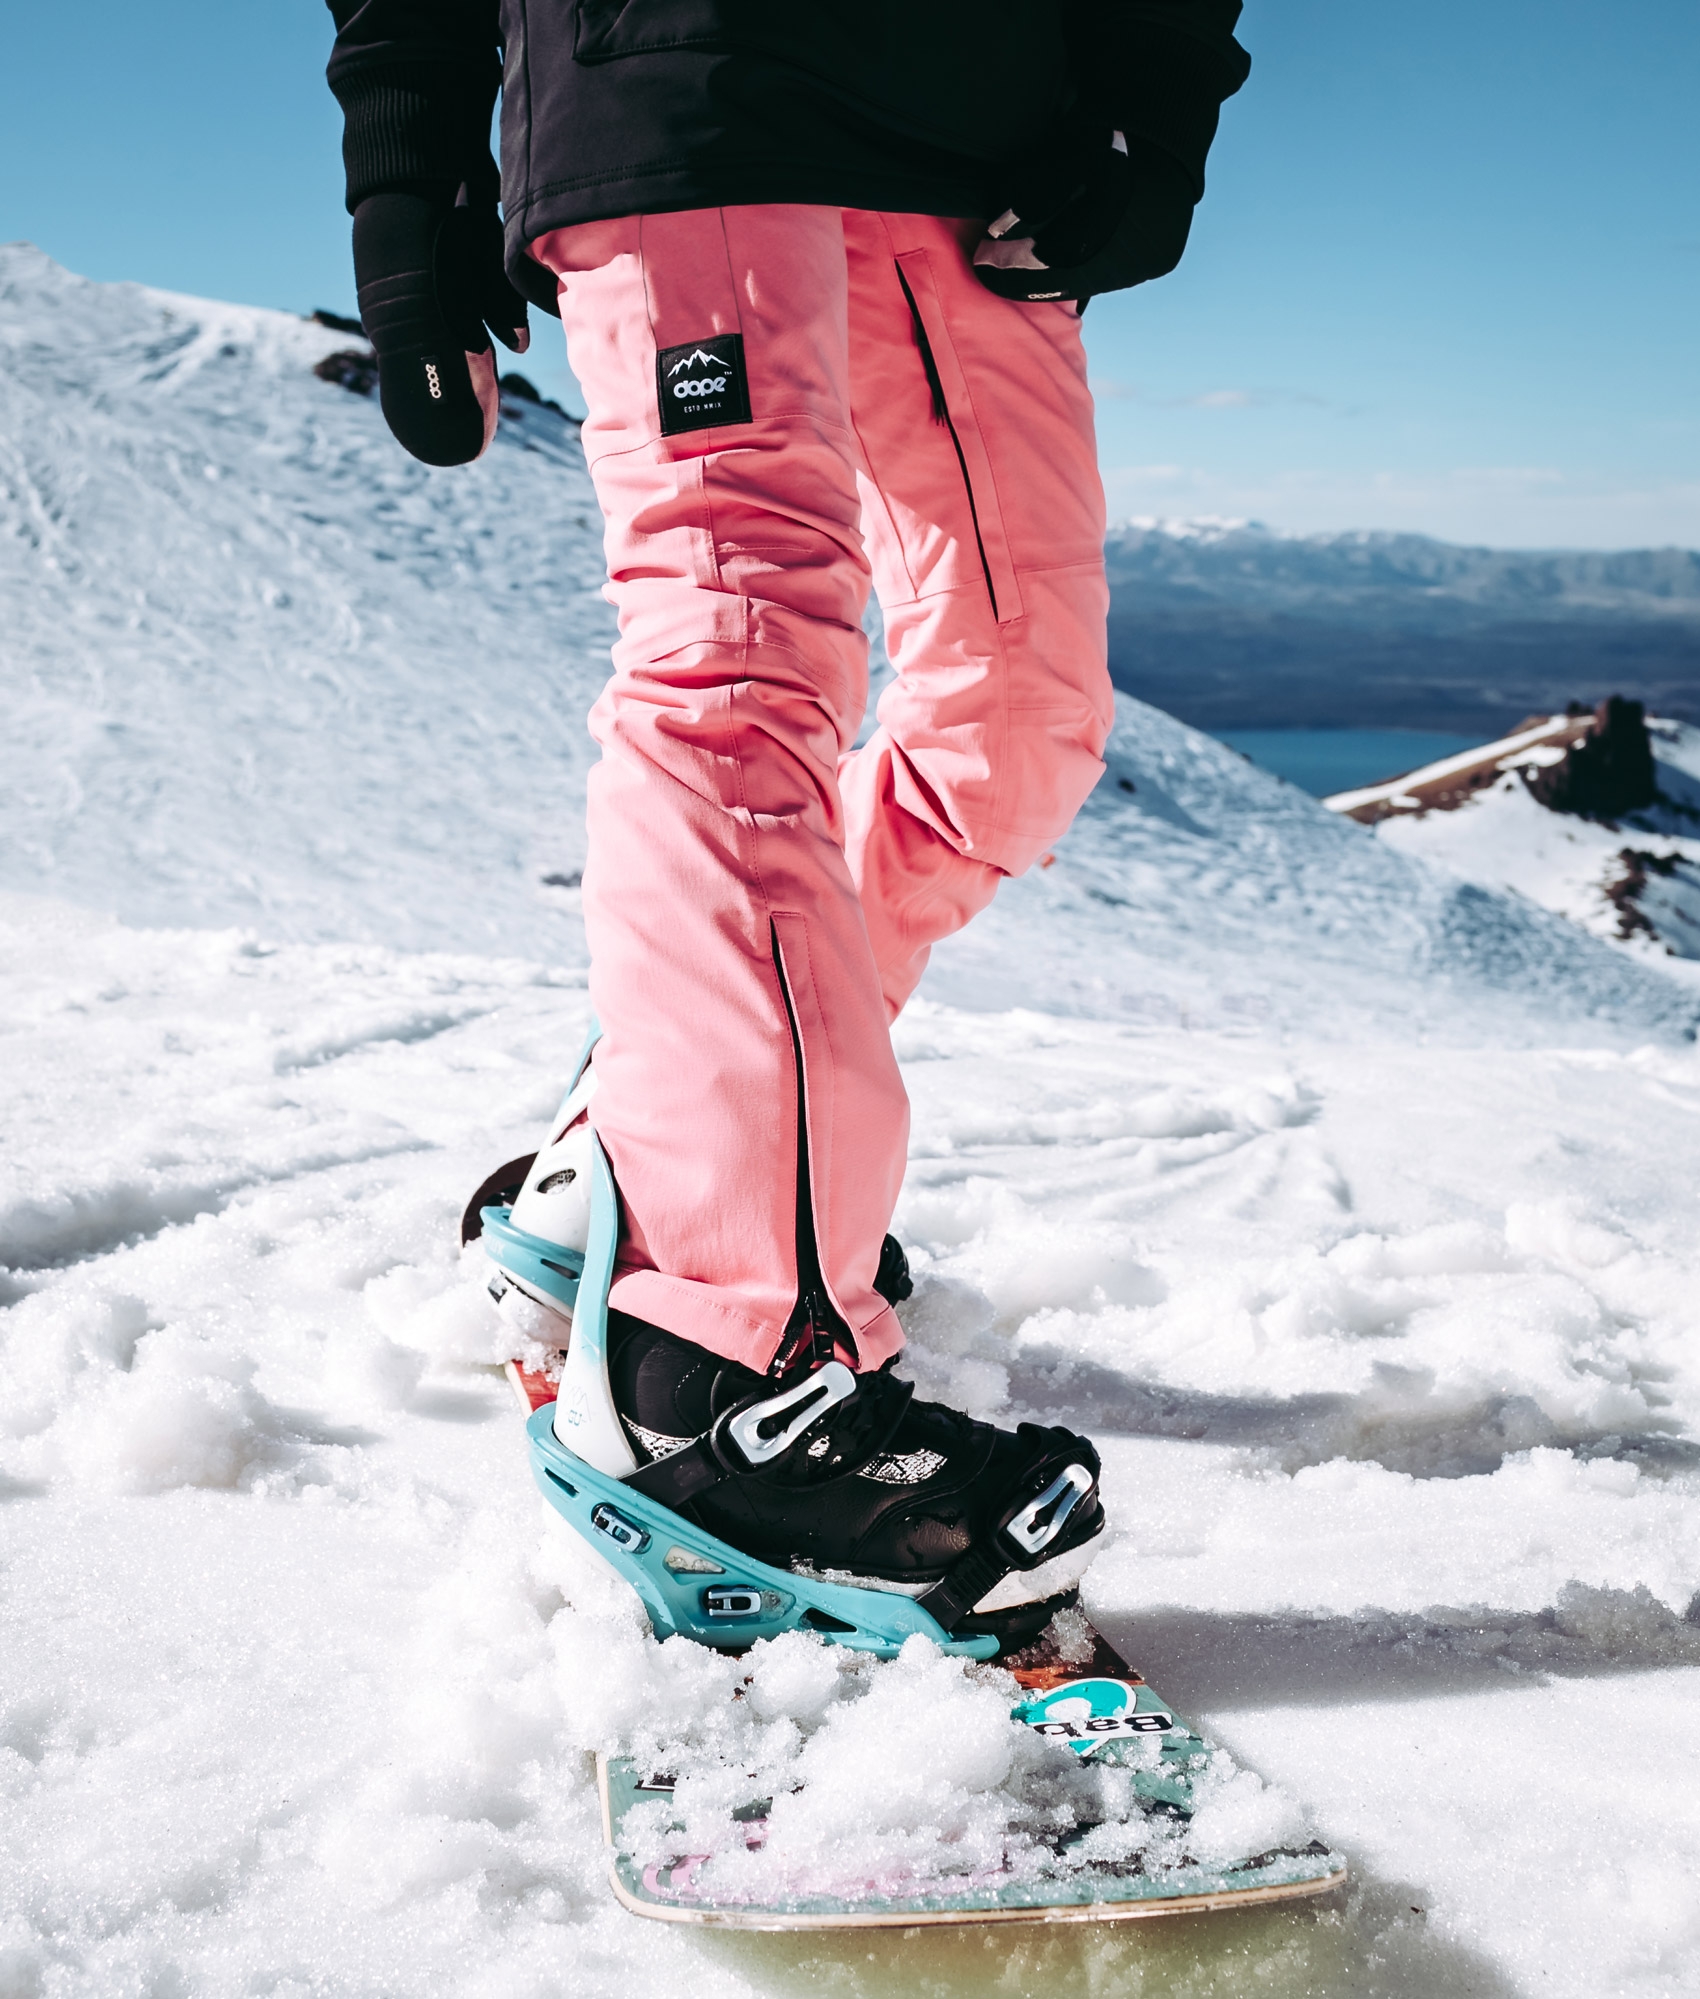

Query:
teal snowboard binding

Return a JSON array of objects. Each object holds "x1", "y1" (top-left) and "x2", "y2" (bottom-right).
[{"x1": 464, "y1": 1024, "x2": 1103, "y2": 1660}]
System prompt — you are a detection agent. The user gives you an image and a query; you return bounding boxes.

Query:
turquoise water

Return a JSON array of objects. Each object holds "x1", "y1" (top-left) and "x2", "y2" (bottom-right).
[{"x1": 1216, "y1": 728, "x2": 1485, "y2": 799}]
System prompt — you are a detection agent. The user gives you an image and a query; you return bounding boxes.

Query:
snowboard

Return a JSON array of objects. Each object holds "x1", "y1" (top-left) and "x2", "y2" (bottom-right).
[{"x1": 503, "y1": 1355, "x2": 1346, "y2": 1931}]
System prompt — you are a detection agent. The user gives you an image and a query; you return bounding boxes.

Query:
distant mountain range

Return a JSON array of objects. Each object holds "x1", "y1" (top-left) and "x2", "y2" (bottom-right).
[{"x1": 1104, "y1": 521, "x2": 1700, "y2": 732}]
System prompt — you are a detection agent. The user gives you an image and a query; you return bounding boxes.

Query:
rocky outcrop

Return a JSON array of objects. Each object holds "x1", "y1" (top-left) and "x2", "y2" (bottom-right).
[
  {"x1": 1605, "y1": 848, "x2": 1700, "y2": 958},
  {"x1": 1522, "y1": 696, "x2": 1656, "y2": 818},
  {"x1": 312, "y1": 347, "x2": 378, "y2": 395}
]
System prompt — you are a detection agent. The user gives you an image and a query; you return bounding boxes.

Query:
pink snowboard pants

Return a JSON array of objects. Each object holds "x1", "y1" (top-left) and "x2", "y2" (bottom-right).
[{"x1": 531, "y1": 208, "x2": 1111, "y2": 1374}]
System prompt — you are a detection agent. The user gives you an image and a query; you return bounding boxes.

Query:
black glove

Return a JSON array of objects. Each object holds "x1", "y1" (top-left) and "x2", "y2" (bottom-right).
[
  {"x1": 352, "y1": 190, "x2": 530, "y2": 466},
  {"x1": 974, "y1": 129, "x2": 1198, "y2": 305}
]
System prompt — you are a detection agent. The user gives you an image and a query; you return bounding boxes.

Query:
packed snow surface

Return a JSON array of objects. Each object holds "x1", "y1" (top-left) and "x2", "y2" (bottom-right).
[{"x1": 4, "y1": 248, "x2": 1700, "y2": 1997}]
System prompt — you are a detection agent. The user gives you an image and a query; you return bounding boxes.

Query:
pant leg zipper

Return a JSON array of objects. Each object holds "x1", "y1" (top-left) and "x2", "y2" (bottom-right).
[
  {"x1": 894, "y1": 262, "x2": 1000, "y2": 621},
  {"x1": 770, "y1": 921, "x2": 850, "y2": 1375}
]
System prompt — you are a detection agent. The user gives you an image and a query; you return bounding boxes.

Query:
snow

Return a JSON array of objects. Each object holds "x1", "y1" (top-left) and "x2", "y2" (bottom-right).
[
  {"x1": 4, "y1": 247, "x2": 1700, "y2": 1996},
  {"x1": 0, "y1": 243, "x2": 606, "y2": 957},
  {"x1": 1359, "y1": 721, "x2": 1700, "y2": 970}
]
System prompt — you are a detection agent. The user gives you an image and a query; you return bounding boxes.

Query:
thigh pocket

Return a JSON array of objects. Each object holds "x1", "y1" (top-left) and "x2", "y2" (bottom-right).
[{"x1": 892, "y1": 252, "x2": 1024, "y2": 627}]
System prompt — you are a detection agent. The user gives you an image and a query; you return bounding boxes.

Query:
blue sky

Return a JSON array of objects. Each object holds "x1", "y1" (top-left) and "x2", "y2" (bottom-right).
[{"x1": 3, "y1": 0, "x2": 1696, "y2": 548}]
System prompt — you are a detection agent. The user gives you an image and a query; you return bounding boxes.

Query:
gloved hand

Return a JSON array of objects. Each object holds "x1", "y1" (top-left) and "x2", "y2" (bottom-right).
[
  {"x1": 352, "y1": 190, "x2": 530, "y2": 466},
  {"x1": 973, "y1": 128, "x2": 1198, "y2": 305}
]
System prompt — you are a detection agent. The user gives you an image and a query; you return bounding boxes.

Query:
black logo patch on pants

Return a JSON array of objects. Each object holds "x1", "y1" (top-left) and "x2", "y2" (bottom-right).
[{"x1": 656, "y1": 335, "x2": 751, "y2": 435}]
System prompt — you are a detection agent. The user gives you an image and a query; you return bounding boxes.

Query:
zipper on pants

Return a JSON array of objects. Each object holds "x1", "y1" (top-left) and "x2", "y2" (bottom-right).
[
  {"x1": 770, "y1": 920, "x2": 851, "y2": 1375},
  {"x1": 894, "y1": 262, "x2": 1000, "y2": 620}
]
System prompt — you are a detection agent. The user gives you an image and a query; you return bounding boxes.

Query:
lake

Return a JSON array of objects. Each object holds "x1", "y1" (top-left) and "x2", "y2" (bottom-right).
[{"x1": 1214, "y1": 728, "x2": 1486, "y2": 799}]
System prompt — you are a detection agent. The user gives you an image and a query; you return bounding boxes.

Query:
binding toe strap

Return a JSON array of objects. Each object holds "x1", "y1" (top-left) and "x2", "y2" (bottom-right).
[
  {"x1": 625, "y1": 1360, "x2": 860, "y2": 1508},
  {"x1": 920, "y1": 1451, "x2": 1102, "y2": 1633}
]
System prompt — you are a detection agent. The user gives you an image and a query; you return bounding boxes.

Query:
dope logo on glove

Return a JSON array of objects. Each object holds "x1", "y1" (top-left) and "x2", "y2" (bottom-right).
[{"x1": 656, "y1": 335, "x2": 751, "y2": 435}]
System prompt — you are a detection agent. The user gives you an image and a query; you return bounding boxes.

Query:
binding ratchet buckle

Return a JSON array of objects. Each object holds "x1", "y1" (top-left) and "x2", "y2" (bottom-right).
[
  {"x1": 624, "y1": 1361, "x2": 859, "y2": 1510},
  {"x1": 1003, "y1": 1462, "x2": 1096, "y2": 1558},
  {"x1": 915, "y1": 1445, "x2": 1102, "y2": 1634},
  {"x1": 720, "y1": 1362, "x2": 857, "y2": 1469}
]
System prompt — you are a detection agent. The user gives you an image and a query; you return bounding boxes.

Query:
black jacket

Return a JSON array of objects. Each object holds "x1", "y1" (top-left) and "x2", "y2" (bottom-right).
[{"x1": 326, "y1": 1, "x2": 1249, "y2": 311}]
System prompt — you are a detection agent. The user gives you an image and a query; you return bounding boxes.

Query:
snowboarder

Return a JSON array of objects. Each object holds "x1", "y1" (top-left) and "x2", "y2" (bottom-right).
[{"x1": 325, "y1": 0, "x2": 1249, "y2": 1649}]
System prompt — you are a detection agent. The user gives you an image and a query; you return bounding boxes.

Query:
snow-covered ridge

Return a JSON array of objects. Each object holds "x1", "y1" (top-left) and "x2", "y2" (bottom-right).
[
  {"x1": 1324, "y1": 714, "x2": 1601, "y2": 819},
  {"x1": 1326, "y1": 702, "x2": 1700, "y2": 966}
]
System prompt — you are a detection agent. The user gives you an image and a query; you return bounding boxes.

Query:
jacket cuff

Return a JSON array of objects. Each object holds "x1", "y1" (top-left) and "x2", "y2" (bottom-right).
[{"x1": 328, "y1": 57, "x2": 500, "y2": 212}]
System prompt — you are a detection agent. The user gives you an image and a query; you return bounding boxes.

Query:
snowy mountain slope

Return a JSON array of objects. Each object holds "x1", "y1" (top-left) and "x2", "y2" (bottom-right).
[
  {"x1": 1, "y1": 243, "x2": 608, "y2": 956},
  {"x1": 935, "y1": 697, "x2": 1699, "y2": 1040},
  {"x1": 5, "y1": 253, "x2": 1700, "y2": 1999}
]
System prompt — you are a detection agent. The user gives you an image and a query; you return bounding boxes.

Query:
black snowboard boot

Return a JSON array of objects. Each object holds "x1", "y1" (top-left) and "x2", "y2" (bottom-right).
[{"x1": 606, "y1": 1311, "x2": 1105, "y2": 1653}]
